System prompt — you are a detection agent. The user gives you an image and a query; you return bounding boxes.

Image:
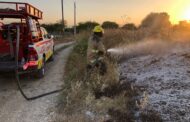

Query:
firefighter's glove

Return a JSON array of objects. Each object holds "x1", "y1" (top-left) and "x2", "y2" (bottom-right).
[
  {"x1": 87, "y1": 64, "x2": 92, "y2": 70},
  {"x1": 105, "y1": 50, "x2": 110, "y2": 56},
  {"x1": 99, "y1": 61, "x2": 107, "y2": 75},
  {"x1": 98, "y1": 51, "x2": 104, "y2": 56}
]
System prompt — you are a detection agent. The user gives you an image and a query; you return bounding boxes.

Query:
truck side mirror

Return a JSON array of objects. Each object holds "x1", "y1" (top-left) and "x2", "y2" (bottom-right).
[
  {"x1": 50, "y1": 35, "x2": 54, "y2": 39},
  {"x1": 47, "y1": 34, "x2": 54, "y2": 39}
]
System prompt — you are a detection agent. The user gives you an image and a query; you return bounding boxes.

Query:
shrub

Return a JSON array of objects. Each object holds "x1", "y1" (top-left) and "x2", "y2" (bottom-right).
[
  {"x1": 77, "y1": 21, "x2": 99, "y2": 32},
  {"x1": 102, "y1": 21, "x2": 119, "y2": 29},
  {"x1": 122, "y1": 23, "x2": 137, "y2": 30}
]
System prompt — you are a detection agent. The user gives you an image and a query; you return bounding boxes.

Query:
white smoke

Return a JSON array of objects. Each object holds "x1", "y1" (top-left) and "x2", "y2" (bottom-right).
[{"x1": 107, "y1": 39, "x2": 190, "y2": 61}]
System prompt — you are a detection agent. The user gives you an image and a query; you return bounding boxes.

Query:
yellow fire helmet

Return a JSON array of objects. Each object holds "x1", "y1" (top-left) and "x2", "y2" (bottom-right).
[{"x1": 93, "y1": 25, "x2": 104, "y2": 33}]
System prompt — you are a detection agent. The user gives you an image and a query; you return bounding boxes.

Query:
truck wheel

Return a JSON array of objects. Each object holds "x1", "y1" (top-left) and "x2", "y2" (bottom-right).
[
  {"x1": 37, "y1": 58, "x2": 46, "y2": 78},
  {"x1": 49, "y1": 47, "x2": 54, "y2": 61}
]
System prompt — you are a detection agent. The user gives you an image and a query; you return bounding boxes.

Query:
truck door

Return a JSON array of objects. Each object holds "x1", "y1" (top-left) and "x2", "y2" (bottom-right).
[{"x1": 40, "y1": 27, "x2": 53, "y2": 60}]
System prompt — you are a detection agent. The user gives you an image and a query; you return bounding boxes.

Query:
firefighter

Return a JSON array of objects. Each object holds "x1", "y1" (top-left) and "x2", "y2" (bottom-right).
[{"x1": 87, "y1": 25, "x2": 107, "y2": 75}]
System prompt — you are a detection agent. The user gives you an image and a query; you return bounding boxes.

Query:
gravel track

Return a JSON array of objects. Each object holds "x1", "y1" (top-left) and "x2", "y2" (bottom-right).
[{"x1": 0, "y1": 42, "x2": 73, "y2": 122}]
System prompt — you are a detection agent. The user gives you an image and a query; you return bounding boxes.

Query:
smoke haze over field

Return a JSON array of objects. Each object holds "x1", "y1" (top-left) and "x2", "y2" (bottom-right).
[{"x1": 108, "y1": 38, "x2": 190, "y2": 61}]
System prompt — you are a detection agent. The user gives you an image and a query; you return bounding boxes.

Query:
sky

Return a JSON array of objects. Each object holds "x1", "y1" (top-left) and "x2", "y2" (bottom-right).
[{"x1": 1, "y1": 0, "x2": 190, "y2": 26}]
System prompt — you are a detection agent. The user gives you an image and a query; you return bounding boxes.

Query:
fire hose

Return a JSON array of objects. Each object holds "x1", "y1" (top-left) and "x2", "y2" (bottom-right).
[{"x1": 15, "y1": 25, "x2": 63, "y2": 101}]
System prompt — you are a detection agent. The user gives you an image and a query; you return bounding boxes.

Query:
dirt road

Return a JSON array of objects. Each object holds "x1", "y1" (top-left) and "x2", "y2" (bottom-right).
[{"x1": 0, "y1": 42, "x2": 73, "y2": 122}]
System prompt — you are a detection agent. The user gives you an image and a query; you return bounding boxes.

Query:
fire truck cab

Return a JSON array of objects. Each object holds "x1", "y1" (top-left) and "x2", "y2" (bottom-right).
[{"x1": 0, "y1": 2, "x2": 54, "y2": 78}]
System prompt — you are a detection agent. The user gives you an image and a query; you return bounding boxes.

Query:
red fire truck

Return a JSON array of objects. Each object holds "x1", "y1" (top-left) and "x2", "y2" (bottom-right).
[{"x1": 0, "y1": 2, "x2": 54, "y2": 78}]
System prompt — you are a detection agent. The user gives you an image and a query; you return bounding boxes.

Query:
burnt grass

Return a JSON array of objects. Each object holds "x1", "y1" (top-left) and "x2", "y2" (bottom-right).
[
  {"x1": 94, "y1": 77, "x2": 162, "y2": 122},
  {"x1": 94, "y1": 80, "x2": 133, "y2": 99}
]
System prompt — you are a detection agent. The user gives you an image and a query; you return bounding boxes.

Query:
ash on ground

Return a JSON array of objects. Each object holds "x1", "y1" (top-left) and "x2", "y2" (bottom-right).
[{"x1": 119, "y1": 41, "x2": 190, "y2": 122}]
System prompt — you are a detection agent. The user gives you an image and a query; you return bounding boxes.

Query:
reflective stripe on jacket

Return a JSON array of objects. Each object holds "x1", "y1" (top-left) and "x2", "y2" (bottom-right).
[{"x1": 87, "y1": 35, "x2": 105, "y2": 64}]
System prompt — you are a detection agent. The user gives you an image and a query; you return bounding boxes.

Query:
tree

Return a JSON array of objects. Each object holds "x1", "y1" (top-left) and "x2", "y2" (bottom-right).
[
  {"x1": 173, "y1": 20, "x2": 190, "y2": 31},
  {"x1": 122, "y1": 23, "x2": 137, "y2": 30},
  {"x1": 139, "y1": 12, "x2": 171, "y2": 37},
  {"x1": 102, "y1": 21, "x2": 119, "y2": 29},
  {"x1": 140, "y1": 12, "x2": 171, "y2": 29},
  {"x1": 41, "y1": 20, "x2": 67, "y2": 34},
  {"x1": 77, "y1": 21, "x2": 99, "y2": 31}
]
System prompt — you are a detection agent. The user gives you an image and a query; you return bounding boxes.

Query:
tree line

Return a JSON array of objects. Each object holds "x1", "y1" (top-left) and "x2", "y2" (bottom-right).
[
  {"x1": 42, "y1": 12, "x2": 188, "y2": 34},
  {"x1": 41, "y1": 20, "x2": 137, "y2": 34}
]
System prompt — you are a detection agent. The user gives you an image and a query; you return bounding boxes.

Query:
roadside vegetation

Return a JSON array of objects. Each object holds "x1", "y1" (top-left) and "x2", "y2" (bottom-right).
[
  {"x1": 54, "y1": 32, "x2": 119, "y2": 121},
  {"x1": 54, "y1": 34, "x2": 75, "y2": 44},
  {"x1": 53, "y1": 12, "x2": 190, "y2": 122},
  {"x1": 54, "y1": 30, "x2": 163, "y2": 122}
]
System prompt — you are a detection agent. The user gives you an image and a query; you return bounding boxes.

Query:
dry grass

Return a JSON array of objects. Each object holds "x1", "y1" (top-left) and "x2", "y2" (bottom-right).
[
  {"x1": 55, "y1": 32, "x2": 122, "y2": 121},
  {"x1": 55, "y1": 30, "x2": 163, "y2": 122},
  {"x1": 54, "y1": 23, "x2": 190, "y2": 122},
  {"x1": 102, "y1": 27, "x2": 186, "y2": 49},
  {"x1": 54, "y1": 34, "x2": 75, "y2": 44},
  {"x1": 102, "y1": 28, "x2": 155, "y2": 49}
]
